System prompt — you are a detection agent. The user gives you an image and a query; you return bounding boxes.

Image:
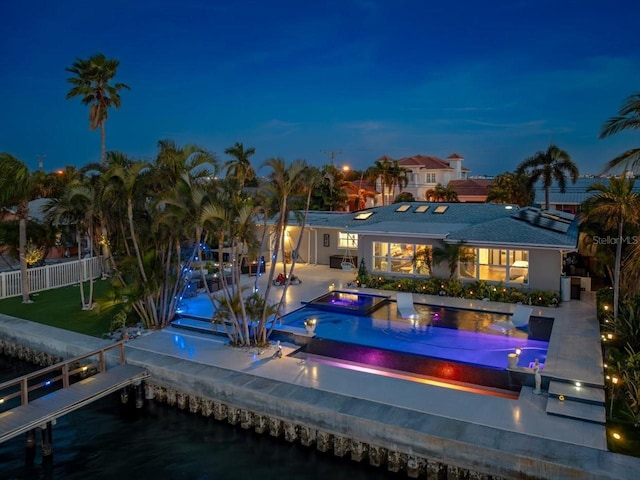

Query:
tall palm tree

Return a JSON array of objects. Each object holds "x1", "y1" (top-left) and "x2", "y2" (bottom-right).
[
  {"x1": 581, "y1": 176, "x2": 640, "y2": 318},
  {"x1": 223, "y1": 142, "x2": 256, "y2": 189},
  {"x1": 0, "y1": 153, "x2": 46, "y2": 303},
  {"x1": 600, "y1": 91, "x2": 640, "y2": 172},
  {"x1": 66, "y1": 53, "x2": 130, "y2": 164},
  {"x1": 516, "y1": 144, "x2": 579, "y2": 210}
]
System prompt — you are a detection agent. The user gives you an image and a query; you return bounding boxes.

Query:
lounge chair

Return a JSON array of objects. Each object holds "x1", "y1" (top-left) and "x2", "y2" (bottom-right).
[
  {"x1": 510, "y1": 305, "x2": 533, "y2": 328},
  {"x1": 487, "y1": 304, "x2": 533, "y2": 334},
  {"x1": 396, "y1": 292, "x2": 418, "y2": 318}
]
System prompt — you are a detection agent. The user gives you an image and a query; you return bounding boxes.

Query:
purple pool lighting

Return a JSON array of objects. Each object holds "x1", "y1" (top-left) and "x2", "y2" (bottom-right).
[{"x1": 304, "y1": 291, "x2": 390, "y2": 315}]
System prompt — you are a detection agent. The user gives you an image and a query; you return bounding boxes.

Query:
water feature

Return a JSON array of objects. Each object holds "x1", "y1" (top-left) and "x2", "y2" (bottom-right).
[{"x1": 0, "y1": 355, "x2": 403, "y2": 480}]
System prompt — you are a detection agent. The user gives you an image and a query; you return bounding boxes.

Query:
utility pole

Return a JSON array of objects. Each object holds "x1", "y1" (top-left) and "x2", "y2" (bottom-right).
[
  {"x1": 36, "y1": 154, "x2": 46, "y2": 171},
  {"x1": 323, "y1": 150, "x2": 342, "y2": 166}
]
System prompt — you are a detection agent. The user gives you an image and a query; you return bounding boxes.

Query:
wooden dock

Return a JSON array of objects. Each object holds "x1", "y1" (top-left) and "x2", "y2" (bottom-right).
[{"x1": 0, "y1": 342, "x2": 149, "y2": 444}]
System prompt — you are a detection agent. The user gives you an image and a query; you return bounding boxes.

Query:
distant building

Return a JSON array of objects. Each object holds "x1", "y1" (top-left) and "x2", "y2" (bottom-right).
[{"x1": 394, "y1": 153, "x2": 469, "y2": 203}]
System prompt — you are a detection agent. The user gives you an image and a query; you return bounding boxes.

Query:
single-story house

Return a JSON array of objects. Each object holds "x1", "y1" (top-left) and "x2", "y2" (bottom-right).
[{"x1": 262, "y1": 202, "x2": 579, "y2": 293}]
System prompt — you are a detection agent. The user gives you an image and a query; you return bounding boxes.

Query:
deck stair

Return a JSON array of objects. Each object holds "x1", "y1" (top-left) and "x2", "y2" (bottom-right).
[{"x1": 545, "y1": 379, "x2": 606, "y2": 425}]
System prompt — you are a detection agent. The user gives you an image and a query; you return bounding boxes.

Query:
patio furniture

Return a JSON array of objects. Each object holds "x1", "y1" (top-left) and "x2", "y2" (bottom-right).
[{"x1": 396, "y1": 292, "x2": 418, "y2": 318}]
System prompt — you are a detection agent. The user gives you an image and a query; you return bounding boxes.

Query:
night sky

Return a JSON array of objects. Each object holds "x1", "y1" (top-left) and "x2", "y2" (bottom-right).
[{"x1": 1, "y1": 0, "x2": 638, "y2": 176}]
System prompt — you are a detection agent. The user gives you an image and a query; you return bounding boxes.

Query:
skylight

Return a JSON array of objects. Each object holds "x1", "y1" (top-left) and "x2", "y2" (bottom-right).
[
  {"x1": 354, "y1": 211, "x2": 374, "y2": 220},
  {"x1": 395, "y1": 204, "x2": 411, "y2": 212},
  {"x1": 433, "y1": 205, "x2": 448, "y2": 214},
  {"x1": 415, "y1": 205, "x2": 429, "y2": 213}
]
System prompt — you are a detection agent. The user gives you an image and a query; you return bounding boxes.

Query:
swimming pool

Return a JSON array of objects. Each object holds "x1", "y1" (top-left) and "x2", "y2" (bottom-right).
[{"x1": 281, "y1": 296, "x2": 552, "y2": 392}]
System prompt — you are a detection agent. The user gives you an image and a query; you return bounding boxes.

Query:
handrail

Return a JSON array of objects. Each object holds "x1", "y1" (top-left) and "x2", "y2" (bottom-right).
[{"x1": 0, "y1": 341, "x2": 127, "y2": 409}]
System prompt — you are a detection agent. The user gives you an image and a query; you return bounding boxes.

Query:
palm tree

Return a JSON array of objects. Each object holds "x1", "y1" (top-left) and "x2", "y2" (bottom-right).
[
  {"x1": 516, "y1": 144, "x2": 579, "y2": 210},
  {"x1": 46, "y1": 181, "x2": 99, "y2": 309},
  {"x1": 600, "y1": 91, "x2": 640, "y2": 172},
  {"x1": 66, "y1": 53, "x2": 130, "y2": 164},
  {"x1": 581, "y1": 176, "x2": 640, "y2": 318},
  {"x1": 223, "y1": 142, "x2": 256, "y2": 189},
  {"x1": 0, "y1": 153, "x2": 46, "y2": 303}
]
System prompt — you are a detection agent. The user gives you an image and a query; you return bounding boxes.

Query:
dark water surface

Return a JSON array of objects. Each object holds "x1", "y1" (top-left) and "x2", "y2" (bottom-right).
[{"x1": 0, "y1": 356, "x2": 401, "y2": 480}]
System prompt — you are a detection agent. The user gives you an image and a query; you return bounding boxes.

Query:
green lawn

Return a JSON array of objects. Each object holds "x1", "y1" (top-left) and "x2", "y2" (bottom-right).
[{"x1": 0, "y1": 279, "x2": 124, "y2": 337}]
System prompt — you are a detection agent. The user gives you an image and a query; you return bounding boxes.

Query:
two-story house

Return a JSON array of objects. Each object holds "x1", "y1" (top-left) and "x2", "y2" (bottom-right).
[{"x1": 392, "y1": 153, "x2": 469, "y2": 202}]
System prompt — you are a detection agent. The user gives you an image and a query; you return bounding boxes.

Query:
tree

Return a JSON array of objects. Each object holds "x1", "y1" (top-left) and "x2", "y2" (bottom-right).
[
  {"x1": 516, "y1": 145, "x2": 579, "y2": 210},
  {"x1": 46, "y1": 181, "x2": 99, "y2": 309},
  {"x1": 486, "y1": 171, "x2": 534, "y2": 206},
  {"x1": 425, "y1": 183, "x2": 458, "y2": 202},
  {"x1": 223, "y1": 142, "x2": 256, "y2": 189},
  {"x1": 66, "y1": 53, "x2": 130, "y2": 164},
  {"x1": 432, "y1": 241, "x2": 470, "y2": 279},
  {"x1": 600, "y1": 91, "x2": 640, "y2": 172},
  {"x1": 367, "y1": 156, "x2": 407, "y2": 206},
  {"x1": 581, "y1": 176, "x2": 640, "y2": 318},
  {"x1": 0, "y1": 153, "x2": 47, "y2": 303}
]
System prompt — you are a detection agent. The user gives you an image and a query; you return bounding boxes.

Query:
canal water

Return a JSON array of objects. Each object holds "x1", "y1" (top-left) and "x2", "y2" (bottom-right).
[{"x1": 0, "y1": 355, "x2": 402, "y2": 480}]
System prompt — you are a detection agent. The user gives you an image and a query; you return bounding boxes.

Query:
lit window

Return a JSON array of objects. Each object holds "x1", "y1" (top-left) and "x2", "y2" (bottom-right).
[
  {"x1": 395, "y1": 204, "x2": 411, "y2": 212},
  {"x1": 354, "y1": 211, "x2": 373, "y2": 220},
  {"x1": 415, "y1": 205, "x2": 429, "y2": 213},
  {"x1": 338, "y1": 232, "x2": 358, "y2": 249},
  {"x1": 433, "y1": 205, "x2": 448, "y2": 214}
]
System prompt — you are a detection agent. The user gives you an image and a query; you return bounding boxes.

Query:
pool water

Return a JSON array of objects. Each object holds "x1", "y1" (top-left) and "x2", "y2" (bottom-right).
[
  {"x1": 304, "y1": 291, "x2": 390, "y2": 315},
  {"x1": 282, "y1": 299, "x2": 551, "y2": 391}
]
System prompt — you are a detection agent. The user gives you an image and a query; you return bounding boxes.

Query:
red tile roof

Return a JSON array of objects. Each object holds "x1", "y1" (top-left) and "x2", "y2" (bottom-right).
[
  {"x1": 397, "y1": 154, "x2": 470, "y2": 171},
  {"x1": 448, "y1": 179, "x2": 492, "y2": 196}
]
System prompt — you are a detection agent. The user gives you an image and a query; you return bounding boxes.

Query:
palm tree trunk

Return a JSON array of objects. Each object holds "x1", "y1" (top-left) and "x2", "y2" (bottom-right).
[
  {"x1": 614, "y1": 220, "x2": 623, "y2": 318},
  {"x1": 18, "y1": 211, "x2": 31, "y2": 303},
  {"x1": 545, "y1": 187, "x2": 550, "y2": 210},
  {"x1": 100, "y1": 122, "x2": 106, "y2": 164},
  {"x1": 77, "y1": 232, "x2": 86, "y2": 309}
]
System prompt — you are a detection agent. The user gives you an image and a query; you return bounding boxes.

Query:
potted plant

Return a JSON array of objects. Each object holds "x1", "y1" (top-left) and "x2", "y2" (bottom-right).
[{"x1": 356, "y1": 258, "x2": 370, "y2": 287}]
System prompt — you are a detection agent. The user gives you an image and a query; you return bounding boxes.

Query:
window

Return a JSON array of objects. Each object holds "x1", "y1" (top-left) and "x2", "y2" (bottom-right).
[
  {"x1": 425, "y1": 173, "x2": 436, "y2": 183},
  {"x1": 338, "y1": 232, "x2": 358, "y2": 249},
  {"x1": 372, "y1": 241, "x2": 432, "y2": 275},
  {"x1": 354, "y1": 211, "x2": 373, "y2": 220},
  {"x1": 395, "y1": 204, "x2": 411, "y2": 212},
  {"x1": 415, "y1": 205, "x2": 429, "y2": 213},
  {"x1": 459, "y1": 247, "x2": 529, "y2": 284},
  {"x1": 433, "y1": 205, "x2": 448, "y2": 214}
]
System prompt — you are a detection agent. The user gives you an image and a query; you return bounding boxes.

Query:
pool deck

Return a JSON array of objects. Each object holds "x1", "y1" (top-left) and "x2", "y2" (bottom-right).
[
  {"x1": 3, "y1": 263, "x2": 632, "y2": 477},
  {"x1": 155, "y1": 264, "x2": 608, "y2": 449}
]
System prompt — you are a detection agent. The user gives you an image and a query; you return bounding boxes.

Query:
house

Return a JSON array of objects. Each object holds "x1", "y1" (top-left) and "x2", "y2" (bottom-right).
[
  {"x1": 533, "y1": 177, "x2": 640, "y2": 214},
  {"x1": 265, "y1": 202, "x2": 579, "y2": 294},
  {"x1": 395, "y1": 153, "x2": 470, "y2": 202}
]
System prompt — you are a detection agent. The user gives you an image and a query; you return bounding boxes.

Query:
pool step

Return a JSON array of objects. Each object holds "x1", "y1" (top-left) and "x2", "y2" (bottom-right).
[
  {"x1": 548, "y1": 380, "x2": 605, "y2": 405},
  {"x1": 545, "y1": 397, "x2": 606, "y2": 425}
]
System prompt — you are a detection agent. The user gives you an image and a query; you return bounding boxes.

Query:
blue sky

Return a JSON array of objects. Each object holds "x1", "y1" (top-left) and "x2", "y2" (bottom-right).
[{"x1": 1, "y1": 0, "x2": 638, "y2": 176}]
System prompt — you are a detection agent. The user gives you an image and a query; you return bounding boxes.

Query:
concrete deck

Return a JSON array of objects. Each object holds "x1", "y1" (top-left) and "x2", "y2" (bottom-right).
[{"x1": 147, "y1": 264, "x2": 607, "y2": 448}]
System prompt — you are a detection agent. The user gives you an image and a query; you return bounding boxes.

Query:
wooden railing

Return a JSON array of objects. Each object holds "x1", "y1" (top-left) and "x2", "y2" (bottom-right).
[
  {"x1": 0, "y1": 257, "x2": 102, "y2": 299},
  {"x1": 0, "y1": 341, "x2": 126, "y2": 409}
]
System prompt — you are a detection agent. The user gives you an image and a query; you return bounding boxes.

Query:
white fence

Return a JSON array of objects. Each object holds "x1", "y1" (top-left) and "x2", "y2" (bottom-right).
[{"x1": 0, "y1": 257, "x2": 103, "y2": 300}]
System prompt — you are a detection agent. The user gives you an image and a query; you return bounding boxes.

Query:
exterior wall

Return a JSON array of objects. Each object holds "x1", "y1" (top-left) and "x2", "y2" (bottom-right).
[{"x1": 528, "y1": 249, "x2": 562, "y2": 292}]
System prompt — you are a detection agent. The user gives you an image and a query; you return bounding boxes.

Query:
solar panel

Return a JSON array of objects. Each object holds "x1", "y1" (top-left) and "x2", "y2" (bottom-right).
[{"x1": 512, "y1": 207, "x2": 573, "y2": 233}]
